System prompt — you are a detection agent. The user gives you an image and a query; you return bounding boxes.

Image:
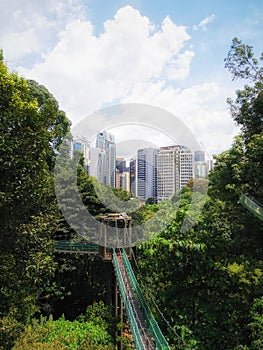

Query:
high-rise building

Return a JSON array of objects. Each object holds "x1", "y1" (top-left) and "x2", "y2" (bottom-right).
[
  {"x1": 95, "y1": 131, "x2": 116, "y2": 187},
  {"x1": 194, "y1": 150, "x2": 205, "y2": 162},
  {"x1": 194, "y1": 161, "x2": 208, "y2": 178},
  {"x1": 115, "y1": 168, "x2": 121, "y2": 188},
  {"x1": 206, "y1": 159, "x2": 214, "y2": 172},
  {"x1": 89, "y1": 147, "x2": 106, "y2": 183},
  {"x1": 180, "y1": 146, "x2": 194, "y2": 188},
  {"x1": 194, "y1": 151, "x2": 214, "y2": 179},
  {"x1": 129, "y1": 158, "x2": 137, "y2": 196},
  {"x1": 120, "y1": 172, "x2": 130, "y2": 192},
  {"x1": 137, "y1": 148, "x2": 158, "y2": 202},
  {"x1": 72, "y1": 137, "x2": 90, "y2": 170},
  {"x1": 157, "y1": 145, "x2": 193, "y2": 201},
  {"x1": 116, "y1": 157, "x2": 127, "y2": 174}
]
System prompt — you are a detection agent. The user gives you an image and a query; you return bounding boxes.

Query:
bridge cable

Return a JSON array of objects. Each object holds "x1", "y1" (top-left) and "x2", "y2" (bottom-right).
[
  {"x1": 122, "y1": 223, "x2": 187, "y2": 347},
  {"x1": 128, "y1": 242, "x2": 188, "y2": 348},
  {"x1": 113, "y1": 249, "x2": 155, "y2": 349}
]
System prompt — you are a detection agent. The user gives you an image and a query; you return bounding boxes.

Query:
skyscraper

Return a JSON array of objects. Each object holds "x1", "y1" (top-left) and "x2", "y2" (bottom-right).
[
  {"x1": 129, "y1": 158, "x2": 137, "y2": 196},
  {"x1": 120, "y1": 172, "x2": 130, "y2": 191},
  {"x1": 92, "y1": 131, "x2": 116, "y2": 187},
  {"x1": 194, "y1": 150, "x2": 213, "y2": 179},
  {"x1": 89, "y1": 147, "x2": 106, "y2": 183},
  {"x1": 194, "y1": 150, "x2": 205, "y2": 162},
  {"x1": 157, "y1": 145, "x2": 193, "y2": 201},
  {"x1": 72, "y1": 137, "x2": 90, "y2": 170},
  {"x1": 180, "y1": 146, "x2": 194, "y2": 188},
  {"x1": 137, "y1": 148, "x2": 158, "y2": 202},
  {"x1": 116, "y1": 157, "x2": 126, "y2": 173}
]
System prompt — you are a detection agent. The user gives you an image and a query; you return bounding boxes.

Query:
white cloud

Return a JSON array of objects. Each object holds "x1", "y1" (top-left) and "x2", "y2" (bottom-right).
[
  {"x1": 18, "y1": 6, "x2": 192, "y2": 122},
  {"x1": 0, "y1": 0, "x2": 87, "y2": 66},
  {"x1": 121, "y1": 81, "x2": 238, "y2": 156},
  {"x1": 193, "y1": 14, "x2": 215, "y2": 31},
  {"x1": 11, "y1": 5, "x2": 236, "y2": 156},
  {"x1": 164, "y1": 50, "x2": 195, "y2": 81}
]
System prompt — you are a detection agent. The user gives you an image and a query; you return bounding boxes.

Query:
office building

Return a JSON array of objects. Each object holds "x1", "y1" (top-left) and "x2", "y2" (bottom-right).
[
  {"x1": 89, "y1": 147, "x2": 106, "y2": 184},
  {"x1": 72, "y1": 137, "x2": 90, "y2": 169},
  {"x1": 157, "y1": 145, "x2": 193, "y2": 201},
  {"x1": 194, "y1": 150, "x2": 205, "y2": 162},
  {"x1": 120, "y1": 172, "x2": 130, "y2": 192},
  {"x1": 95, "y1": 131, "x2": 116, "y2": 187},
  {"x1": 116, "y1": 157, "x2": 127, "y2": 173},
  {"x1": 129, "y1": 158, "x2": 137, "y2": 196},
  {"x1": 137, "y1": 148, "x2": 158, "y2": 202}
]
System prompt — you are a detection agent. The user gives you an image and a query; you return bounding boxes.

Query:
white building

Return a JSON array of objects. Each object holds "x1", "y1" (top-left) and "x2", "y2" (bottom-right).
[
  {"x1": 194, "y1": 159, "x2": 214, "y2": 179},
  {"x1": 95, "y1": 131, "x2": 116, "y2": 187},
  {"x1": 89, "y1": 147, "x2": 106, "y2": 183},
  {"x1": 137, "y1": 148, "x2": 158, "y2": 202},
  {"x1": 157, "y1": 145, "x2": 194, "y2": 202},
  {"x1": 180, "y1": 146, "x2": 194, "y2": 188},
  {"x1": 194, "y1": 161, "x2": 208, "y2": 178}
]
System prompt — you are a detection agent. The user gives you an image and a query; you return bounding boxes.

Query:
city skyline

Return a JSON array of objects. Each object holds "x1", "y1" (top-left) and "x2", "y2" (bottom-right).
[
  {"x1": 76, "y1": 130, "x2": 209, "y2": 164},
  {"x1": 76, "y1": 131, "x2": 211, "y2": 202}
]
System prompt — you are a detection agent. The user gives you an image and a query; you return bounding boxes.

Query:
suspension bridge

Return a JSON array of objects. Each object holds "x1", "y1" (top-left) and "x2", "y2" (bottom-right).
[
  {"x1": 54, "y1": 195, "x2": 262, "y2": 349},
  {"x1": 54, "y1": 213, "x2": 171, "y2": 350}
]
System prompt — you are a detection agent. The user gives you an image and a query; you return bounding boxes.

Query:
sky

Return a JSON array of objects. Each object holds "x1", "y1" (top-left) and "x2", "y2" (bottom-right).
[{"x1": 1, "y1": 0, "x2": 262, "y2": 158}]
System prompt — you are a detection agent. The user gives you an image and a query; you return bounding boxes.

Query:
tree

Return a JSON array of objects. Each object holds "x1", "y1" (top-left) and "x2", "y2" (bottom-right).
[
  {"x1": 27, "y1": 80, "x2": 70, "y2": 170},
  {"x1": 225, "y1": 38, "x2": 263, "y2": 141},
  {"x1": 0, "y1": 54, "x2": 70, "y2": 348},
  {"x1": 12, "y1": 312, "x2": 115, "y2": 350},
  {"x1": 225, "y1": 37, "x2": 263, "y2": 82},
  {"x1": 134, "y1": 39, "x2": 263, "y2": 349}
]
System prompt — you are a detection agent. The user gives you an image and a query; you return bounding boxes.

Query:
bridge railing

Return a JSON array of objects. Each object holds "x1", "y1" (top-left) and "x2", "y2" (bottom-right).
[
  {"x1": 112, "y1": 251, "x2": 145, "y2": 349},
  {"x1": 122, "y1": 249, "x2": 170, "y2": 350},
  {"x1": 239, "y1": 194, "x2": 263, "y2": 221}
]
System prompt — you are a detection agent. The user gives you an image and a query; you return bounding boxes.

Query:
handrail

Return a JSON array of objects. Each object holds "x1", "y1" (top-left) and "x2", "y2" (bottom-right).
[
  {"x1": 239, "y1": 194, "x2": 263, "y2": 221},
  {"x1": 112, "y1": 251, "x2": 146, "y2": 350},
  {"x1": 122, "y1": 249, "x2": 170, "y2": 350}
]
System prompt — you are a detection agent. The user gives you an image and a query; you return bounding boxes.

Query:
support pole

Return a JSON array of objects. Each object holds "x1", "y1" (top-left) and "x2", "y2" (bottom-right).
[
  {"x1": 128, "y1": 220, "x2": 132, "y2": 257},
  {"x1": 104, "y1": 223, "x2": 107, "y2": 259},
  {"x1": 99, "y1": 220, "x2": 102, "y2": 245},
  {"x1": 105, "y1": 262, "x2": 113, "y2": 306}
]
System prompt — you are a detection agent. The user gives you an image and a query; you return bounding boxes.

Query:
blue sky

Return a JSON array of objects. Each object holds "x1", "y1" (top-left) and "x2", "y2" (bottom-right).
[
  {"x1": 87, "y1": 0, "x2": 263, "y2": 84},
  {"x1": 0, "y1": 0, "x2": 262, "y2": 156}
]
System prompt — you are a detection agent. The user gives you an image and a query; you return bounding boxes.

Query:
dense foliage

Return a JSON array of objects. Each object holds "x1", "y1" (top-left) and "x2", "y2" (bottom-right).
[
  {"x1": 0, "y1": 50, "x2": 71, "y2": 348},
  {"x1": 135, "y1": 38, "x2": 263, "y2": 349},
  {"x1": 0, "y1": 38, "x2": 262, "y2": 349},
  {"x1": 12, "y1": 303, "x2": 115, "y2": 350}
]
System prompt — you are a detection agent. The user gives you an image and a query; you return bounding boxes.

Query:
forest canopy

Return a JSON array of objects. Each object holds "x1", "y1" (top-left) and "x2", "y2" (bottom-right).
[{"x1": 0, "y1": 37, "x2": 262, "y2": 349}]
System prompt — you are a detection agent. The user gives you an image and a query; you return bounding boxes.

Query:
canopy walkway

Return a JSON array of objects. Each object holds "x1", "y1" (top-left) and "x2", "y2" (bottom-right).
[
  {"x1": 239, "y1": 193, "x2": 263, "y2": 221},
  {"x1": 55, "y1": 242, "x2": 170, "y2": 349},
  {"x1": 113, "y1": 249, "x2": 170, "y2": 350},
  {"x1": 54, "y1": 241, "x2": 100, "y2": 254},
  {"x1": 54, "y1": 212, "x2": 170, "y2": 349}
]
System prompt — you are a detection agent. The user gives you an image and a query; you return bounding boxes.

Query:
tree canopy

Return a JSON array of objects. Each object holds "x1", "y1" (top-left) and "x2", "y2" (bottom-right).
[
  {"x1": 0, "y1": 38, "x2": 262, "y2": 350},
  {"x1": 134, "y1": 38, "x2": 263, "y2": 349}
]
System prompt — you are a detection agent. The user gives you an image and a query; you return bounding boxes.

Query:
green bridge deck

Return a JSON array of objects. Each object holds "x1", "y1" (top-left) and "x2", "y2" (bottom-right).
[
  {"x1": 113, "y1": 249, "x2": 170, "y2": 350},
  {"x1": 239, "y1": 193, "x2": 263, "y2": 221},
  {"x1": 54, "y1": 242, "x2": 171, "y2": 348}
]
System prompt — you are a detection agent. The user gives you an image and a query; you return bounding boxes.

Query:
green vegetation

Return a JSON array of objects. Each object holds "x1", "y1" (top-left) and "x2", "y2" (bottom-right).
[
  {"x1": 134, "y1": 38, "x2": 263, "y2": 349},
  {"x1": 12, "y1": 304, "x2": 115, "y2": 350},
  {"x1": 0, "y1": 38, "x2": 262, "y2": 349}
]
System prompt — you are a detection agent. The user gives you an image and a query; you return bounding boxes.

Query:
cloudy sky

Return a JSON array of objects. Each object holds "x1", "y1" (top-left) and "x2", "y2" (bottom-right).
[{"x1": 1, "y1": 0, "x2": 262, "y2": 157}]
